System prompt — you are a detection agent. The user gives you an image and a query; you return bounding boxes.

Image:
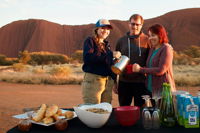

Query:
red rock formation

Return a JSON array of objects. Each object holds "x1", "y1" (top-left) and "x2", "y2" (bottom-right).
[{"x1": 0, "y1": 8, "x2": 199, "y2": 57}]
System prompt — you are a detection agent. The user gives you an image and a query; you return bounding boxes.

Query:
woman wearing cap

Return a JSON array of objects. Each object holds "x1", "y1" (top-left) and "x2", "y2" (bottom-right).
[
  {"x1": 132, "y1": 24, "x2": 176, "y2": 99},
  {"x1": 82, "y1": 19, "x2": 121, "y2": 104}
]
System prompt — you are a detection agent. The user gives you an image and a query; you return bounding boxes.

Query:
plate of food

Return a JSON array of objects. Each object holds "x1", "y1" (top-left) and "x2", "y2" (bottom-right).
[{"x1": 13, "y1": 104, "x2": 77, "y2": 126}]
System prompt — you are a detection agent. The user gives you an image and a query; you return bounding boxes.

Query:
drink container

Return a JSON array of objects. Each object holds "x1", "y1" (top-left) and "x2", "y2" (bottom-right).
[
  {"x1": 177, "y1": 94, "x2": 187, "y2": 126},
  {"x1": 160, "y1": 83, "x2": 176, "y2": 127},
  {"x1": 197, "y1": 92, "x2": 200, "y2": 125},
  {"x1": 142, "y1": 95, "x2": 153, "y2": 129},
  {"x1": 183, "y1": 96, "x2": 199, "y2": 128},
  {"x1": 152, "y1": 108, "x2": 160, "y2": 129},
  {"x1": 172, "y1": 91, "x2": 189, "y2": 121}
]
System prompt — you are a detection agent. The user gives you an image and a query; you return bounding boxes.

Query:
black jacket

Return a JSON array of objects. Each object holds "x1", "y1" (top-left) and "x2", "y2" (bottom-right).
[
  {"x1": 82, "y1": 37, "x2": 116, "y2": 80},
  {"x1": 116, "y1": 32, "x2": 150, "y2": 83}
]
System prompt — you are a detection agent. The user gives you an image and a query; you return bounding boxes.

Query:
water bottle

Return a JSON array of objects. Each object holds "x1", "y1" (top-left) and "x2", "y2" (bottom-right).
[
  {"x1": 152, "y1": 109, "x2": 160, "y2": 129},
  {"x1": 142, "y1": 95, "x2": 153, "y2": 129},
  {"x1": 143, "y1": 110, "x2": 152, "y2": 129}
]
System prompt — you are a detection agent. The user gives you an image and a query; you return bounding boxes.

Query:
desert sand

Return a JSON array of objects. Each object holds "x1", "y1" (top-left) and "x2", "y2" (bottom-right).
[
  {"x1": 0, "y1": 81, "x2": 199, "y2": 133},
  {"x1": 0, "y1": 82, "x2": 119, "y2": 133}
]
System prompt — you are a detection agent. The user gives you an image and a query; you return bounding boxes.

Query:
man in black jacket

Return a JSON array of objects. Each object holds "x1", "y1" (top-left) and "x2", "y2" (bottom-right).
[{"x1": 114, "y1": 14, "x2": 151, "y2": 106}]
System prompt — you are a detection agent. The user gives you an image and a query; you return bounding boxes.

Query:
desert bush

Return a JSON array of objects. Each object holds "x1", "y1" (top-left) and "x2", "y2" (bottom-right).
[
  {"x1": 29, "y1": 51, "x2": 70, "y2": 65},
  {"x1": 19, "y1": 50, "x2": 31, "y2": 64},
  {"x1": 12, "y1": 63, "x2": 28, "y2": 72},
  {"x1": 183, "y1": 45, "x2": 200, "y2": 58},
  {"x1": 0, "y1": 54, "x2": 18, "y2": 65},
  {"x1": 42, "y1": 75, "x2": 82, "y2": 85},
  {"x1": 192, "y1": 58, "x2": 200, "y2": 65},
  {"x1": 173, "y1": 51, "x2": 200, "y2": 65},
  {"x1": 0, "y1": 54, "x2": 7, "y2": 65},
  {"x1": 49, "y1": 66, "x2": 72, "y2": 77},
  {"x1": 173, "y1": 65, "x2": 200, "y2": 86},
  {"x1": 173, "y1": 52, "x2": 190, "y2": 65},
  {"x1": 5, "y1": 57, "x2": 19, "y2": 65},
  {"x1": 173, "y1": 45, "x2": 200, "y2": 65},
  {"x1": 71, "y1": 50, "x2": 83, "y2": 63},
  {"x1": 32, "y1": 68, "x2": 46, "y2": 74},
  {"x1": 0, "y1": 66, "x2": 83, "y2": 85}
]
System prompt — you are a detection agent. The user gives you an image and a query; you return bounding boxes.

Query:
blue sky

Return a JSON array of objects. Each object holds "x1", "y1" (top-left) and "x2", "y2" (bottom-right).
[{"x1": 0, "y1": 0, "x2": 200, "y2": 28}]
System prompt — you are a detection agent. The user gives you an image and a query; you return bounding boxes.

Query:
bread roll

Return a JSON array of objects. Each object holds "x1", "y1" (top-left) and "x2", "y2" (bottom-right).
[
  {"x1": 45, "y1": 104, "x2": 59, "y2": 117},
  {"x1": 52, "y1": 114, "x2": 60, "y2": 121},
  {"x1": 56, "y1": 109, "x2": 63, "y2": 116},
  {"x1": 42, "y1": 117, "x2": 54, "y2": 124},
  {"x1": 32, "y1": 104, "x2": 47, "y2": 122},
  {"x1": 64, "y1": 111, "x2": 74, "y2": 119}
]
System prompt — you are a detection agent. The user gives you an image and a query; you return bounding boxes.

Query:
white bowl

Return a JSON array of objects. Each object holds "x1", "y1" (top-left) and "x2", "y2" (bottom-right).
[{"x1": 73, "y1": 102, "x2": 112, "y2": 128}]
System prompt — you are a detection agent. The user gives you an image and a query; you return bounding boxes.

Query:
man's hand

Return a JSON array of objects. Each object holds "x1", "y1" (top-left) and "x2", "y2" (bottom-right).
[{"x1": 132, "y1": 63, "x2": 141, "y2": 72}]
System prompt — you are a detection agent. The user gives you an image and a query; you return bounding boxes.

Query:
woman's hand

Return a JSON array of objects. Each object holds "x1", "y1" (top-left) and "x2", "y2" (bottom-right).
[
  {"x1": 113, "y1": 51, "x2": 121, "y2": 59},
  {"x1": 132, "y1": 63, "x2": 141, "y2": 72}
]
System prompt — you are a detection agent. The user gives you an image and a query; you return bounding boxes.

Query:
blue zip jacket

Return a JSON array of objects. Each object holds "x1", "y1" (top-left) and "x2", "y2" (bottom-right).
[{"x1": 82, "y1": 37, "x2": 116, "y2": 80}]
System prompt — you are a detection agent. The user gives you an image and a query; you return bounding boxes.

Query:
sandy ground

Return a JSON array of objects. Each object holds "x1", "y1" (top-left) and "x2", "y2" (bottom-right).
[
  {"x1": 0, "y1": 81, "x2": 199, "y2": 133},
  {"x1": 0, "y1": 82, "x2": 119, "y2": 133}
]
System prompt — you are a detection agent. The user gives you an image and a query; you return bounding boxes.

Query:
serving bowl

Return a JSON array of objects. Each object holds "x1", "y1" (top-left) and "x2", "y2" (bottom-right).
[
  {"x1": 114, "y1": 106, "x2": 140, "y2": 126},
  {"x1": 73, "y1": 102, "x2": 112, "y2": 128}
]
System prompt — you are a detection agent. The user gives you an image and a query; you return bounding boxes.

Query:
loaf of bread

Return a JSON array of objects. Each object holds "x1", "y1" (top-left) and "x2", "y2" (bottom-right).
[
  {"x1": 45, "y1": 104, "x2": 59, "y2": 117},
  {"x1": 32, "y1": 104, "x2": 47, "y2": 122}
]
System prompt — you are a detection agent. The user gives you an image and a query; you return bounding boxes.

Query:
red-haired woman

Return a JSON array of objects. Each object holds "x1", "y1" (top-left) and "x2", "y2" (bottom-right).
[{"x1": 132, "y1": 24, "x2": 176, "y2": 98}]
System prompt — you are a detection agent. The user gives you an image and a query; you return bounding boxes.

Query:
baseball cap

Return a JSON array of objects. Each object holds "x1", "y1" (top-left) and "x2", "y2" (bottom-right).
[{"x1": 95, "y1": 19, "x2": 113, "y2": 29}]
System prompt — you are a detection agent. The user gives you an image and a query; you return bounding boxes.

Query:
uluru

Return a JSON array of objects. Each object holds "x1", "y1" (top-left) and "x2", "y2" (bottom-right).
[{"x1": 0, "y1": 8, "x2": 199, "y2": 57}]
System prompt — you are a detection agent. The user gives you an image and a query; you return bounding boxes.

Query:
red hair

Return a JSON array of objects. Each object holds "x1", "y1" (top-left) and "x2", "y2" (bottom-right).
[{"x1": 148, "y1": 24, "x2": 169, "y2": 44}]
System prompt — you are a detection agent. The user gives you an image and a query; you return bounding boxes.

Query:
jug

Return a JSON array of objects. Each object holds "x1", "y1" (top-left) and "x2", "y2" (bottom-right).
[{"x1": 111, "y1": 55, "x2": 130, "y2": 75}]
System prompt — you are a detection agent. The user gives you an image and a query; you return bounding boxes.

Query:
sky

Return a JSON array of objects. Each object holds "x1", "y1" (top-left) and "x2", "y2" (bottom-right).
[{"x1": 0, "y1": 0, "x2": 200, "y2": 28}]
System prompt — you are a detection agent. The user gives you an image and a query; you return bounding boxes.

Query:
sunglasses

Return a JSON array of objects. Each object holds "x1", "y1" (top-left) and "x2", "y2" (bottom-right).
[{"x1": 130, "y1": 22, "x2": 142, "y2": 26}]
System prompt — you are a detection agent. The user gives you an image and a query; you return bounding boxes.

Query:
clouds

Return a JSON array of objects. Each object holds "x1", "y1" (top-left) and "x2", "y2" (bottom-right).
[
  {"x1": 101, "y1": 0, "x2": 123, "y2": 5},
  {"x1": 0, "y1": 0, "x2": 17, "y2": 8},
  {"x1": 0, "y1": 0, "x2": 199, "y2": 27}
]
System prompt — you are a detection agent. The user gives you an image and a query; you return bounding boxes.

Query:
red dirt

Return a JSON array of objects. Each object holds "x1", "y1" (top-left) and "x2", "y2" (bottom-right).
[
  {"x1": 0, "y1": 81, "x2": 199, "y2": 133},
  {"x1": 0, "y1": 82, "x2": 119, "y2": 133}
]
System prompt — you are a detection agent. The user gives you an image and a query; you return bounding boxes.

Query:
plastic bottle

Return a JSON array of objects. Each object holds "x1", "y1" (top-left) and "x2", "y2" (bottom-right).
[
  {"x1": 142, "y1": 95, "x2": 153, "y2": 129},
  {"x1": 152, "y1": 109, "x2": 160, "y2": 129}
]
